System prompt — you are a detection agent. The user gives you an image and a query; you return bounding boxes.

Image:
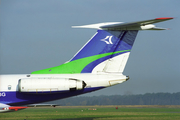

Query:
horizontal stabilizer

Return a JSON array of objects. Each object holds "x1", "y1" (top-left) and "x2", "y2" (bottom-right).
[{"x1": 72, "y1": 17, "x2": 173, "y2": 30}]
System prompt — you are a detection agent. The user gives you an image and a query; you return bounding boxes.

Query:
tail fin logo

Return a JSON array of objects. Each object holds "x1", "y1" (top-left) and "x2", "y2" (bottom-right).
[{"x1": 101, "y1": 36, "x2": 113, "y2": 44}]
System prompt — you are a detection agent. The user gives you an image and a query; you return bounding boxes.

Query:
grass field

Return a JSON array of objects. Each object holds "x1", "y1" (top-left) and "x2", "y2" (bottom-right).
[{"x1": 1, "y1": 105, "x2": 180, "y2": 120}]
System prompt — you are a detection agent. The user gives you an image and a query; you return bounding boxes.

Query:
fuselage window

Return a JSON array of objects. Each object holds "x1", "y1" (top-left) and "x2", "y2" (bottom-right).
[{"x1": 8, "y1": 85, "x2": 11, "y2": 90}]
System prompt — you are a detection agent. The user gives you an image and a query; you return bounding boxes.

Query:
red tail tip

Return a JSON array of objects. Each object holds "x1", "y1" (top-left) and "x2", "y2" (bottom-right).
[{"x1": 155, "y1": 17, "x2": 174, "y2": 20}]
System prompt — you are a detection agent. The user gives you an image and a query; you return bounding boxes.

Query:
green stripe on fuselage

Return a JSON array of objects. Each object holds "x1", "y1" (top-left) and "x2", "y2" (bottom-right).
[{"x1": 31, "y1": 50, "x2": 130, "y2": 74}]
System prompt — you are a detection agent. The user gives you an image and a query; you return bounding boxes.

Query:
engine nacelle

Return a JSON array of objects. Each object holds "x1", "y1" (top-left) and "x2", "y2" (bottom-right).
[{"x1": 18, "y1": 78, "x2": 86, "y2": 94}]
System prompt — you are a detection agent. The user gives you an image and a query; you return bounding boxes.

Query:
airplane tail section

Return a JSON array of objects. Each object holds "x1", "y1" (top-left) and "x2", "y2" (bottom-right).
[{"x1": 31, "y1": 17, "x2": 173, "y2": 74}]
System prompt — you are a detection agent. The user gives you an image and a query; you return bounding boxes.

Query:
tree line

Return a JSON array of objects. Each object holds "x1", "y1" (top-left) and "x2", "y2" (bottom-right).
[{"x1": 46, "y1": 92, "x2": 180, "y2": 105}]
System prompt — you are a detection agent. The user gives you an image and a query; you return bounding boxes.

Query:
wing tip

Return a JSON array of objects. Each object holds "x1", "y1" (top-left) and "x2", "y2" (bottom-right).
[{"x1": 155, "y1": 17, "x2": 174, "y2": 20}]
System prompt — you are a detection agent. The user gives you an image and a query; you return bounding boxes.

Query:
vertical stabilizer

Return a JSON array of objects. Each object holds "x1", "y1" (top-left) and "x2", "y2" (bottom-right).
[{"x1": 32, "y1": 30, "x2": 138, "y2": 74}]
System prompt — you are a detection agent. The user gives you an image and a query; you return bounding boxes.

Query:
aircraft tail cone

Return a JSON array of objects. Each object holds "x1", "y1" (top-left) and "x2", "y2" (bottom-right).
[{"x1": 126, "y1": 76, "x2": 130, "y2": 81}]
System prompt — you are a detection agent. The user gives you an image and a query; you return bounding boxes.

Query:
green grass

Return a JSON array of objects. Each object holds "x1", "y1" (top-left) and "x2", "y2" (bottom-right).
[{"x1": 1, "y1": 106, "x2": 180, "y2": 120}]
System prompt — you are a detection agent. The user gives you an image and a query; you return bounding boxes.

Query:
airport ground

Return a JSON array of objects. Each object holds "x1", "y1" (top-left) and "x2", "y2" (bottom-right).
[{"x1": 1, "y1": 105, "x2": 180, "y2": 120}]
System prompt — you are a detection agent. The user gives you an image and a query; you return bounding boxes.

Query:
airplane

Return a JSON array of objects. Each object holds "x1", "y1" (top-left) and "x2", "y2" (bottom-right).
[{"x1": 0, "y1": 17, "x2": 173, "y2": 112}]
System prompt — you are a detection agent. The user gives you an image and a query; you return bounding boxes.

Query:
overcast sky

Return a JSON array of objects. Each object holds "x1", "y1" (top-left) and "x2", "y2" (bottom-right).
[{"x1": 0, "y1": 0, "x2": 179, "y2": 96}]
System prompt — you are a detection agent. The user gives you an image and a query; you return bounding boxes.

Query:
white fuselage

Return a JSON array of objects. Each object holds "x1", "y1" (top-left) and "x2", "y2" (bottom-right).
[{"x1": 0, "y1": 73, "x2": 127, "y2": 95}]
